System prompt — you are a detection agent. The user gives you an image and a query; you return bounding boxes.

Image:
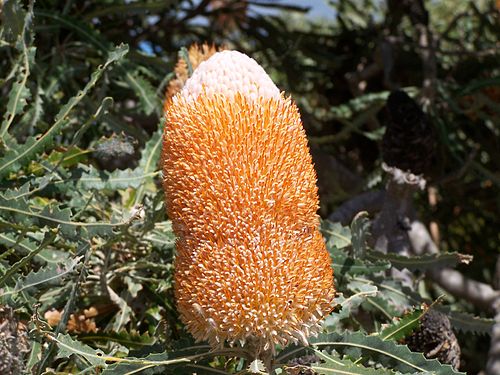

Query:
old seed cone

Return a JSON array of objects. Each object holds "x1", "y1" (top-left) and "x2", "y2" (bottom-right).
[{"x1": 382, "y1": 90, "x2": 436, "y2": 177}]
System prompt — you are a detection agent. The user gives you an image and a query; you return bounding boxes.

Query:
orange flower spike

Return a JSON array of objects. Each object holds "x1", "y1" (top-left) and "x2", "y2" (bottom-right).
[{"x1": 162, "y1": 51, "x2": 335, "y2": 357}]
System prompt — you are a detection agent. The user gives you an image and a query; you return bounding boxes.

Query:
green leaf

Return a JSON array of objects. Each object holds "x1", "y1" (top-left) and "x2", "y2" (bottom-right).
[
  {"x1": 311, "y1": 349, "x2": 395, "y2": 375},
  {"x1": 365, "y1": 251, "x2": 473, "y2": 272},
  {"x1": 0, "y1": 193, "x2": 132, "y2": 240},
  {"x1": 0, "y1": 230, "x2": 56, "y2": 287},
  {"x1": 0, "y1": 256, "x2": 81, "y2": 298},
  {"x1": 132, "y1": 124, "x2": 163, "y2": 205},
  {"x1": 458, "y1": 76, "x2": 500, "y2": 96},
  {"x1": 0, "y1": 0, "x2": 26, "y2": 43},
  {"x1": 310, "y1": 332, "x2": 464, "y2": 374},
  {"x1": 438, "y1": 309, "x2": 494, "y2": 335},
  {"x1": 349, "y1": 277, "x2": 423, "y2": 314},
  {"x1": 329, "y1": 91, "x2": 391, "y2": 120},
  {"x1": 350, "y1": 211, "x2": 370, "y2": 257},
  {"x1": 323, "y1": 284, "x2": 378, "y2": 331},
  {"x1": 79, "y1": 331, "x2": 156, "y2": 349},
  {"x1": 122, "y1": 69, "x2": 160, "y2": 115},
  {"x1": 379, "y1": 309, "x2": 424, "y2": 341},
  {"x1": 53, "y1": 333, "x2": 107, "y2": 367},
  {"x1": 0, "y1": 43, "x2": 128, "y2": 178},
  {"x1": 78, "y1": 165, "x2": 160, "y2": 191},
  {"x1": 143, "y1": 221, "x2": 176, "y2": 250},
  {"x1": 107, "y1": 286, "x2": 132, "y2": 332},
  {"x1": 179, "y1": 46, "x2": 194, "y2": 76},
  {"x1": 34, "y1": 11, "x2": 159, "y2": 115},
  {"x1": 322, "y1": 220, "x2": 352, "y2": 250},
  {"x1": 101, "y1": 348, "x2": 214, "y2": 375},
  {"x1": 331, "y1": 248, "x2": 390, "y2": 276},
  {"x1": 0, "y1": 47, "x2": 35, "y2": 139}
]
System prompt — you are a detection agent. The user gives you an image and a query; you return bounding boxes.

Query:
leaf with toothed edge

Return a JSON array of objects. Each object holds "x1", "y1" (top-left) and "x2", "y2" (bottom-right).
[
  {"x1": 379, "y1": 309, "x2": 425, "y2": 342},
  {"x1": 308, "y1": 332, "x2": 464, "y2": 374},
  {"x1": 365, "y1": 251, "x2": 473, "y2": 272},
  {"x1": 321, "y1": 220, "x2": 352, "y2": 250},
  {"x1": 0, "y1": 256, "x2": 82, "y2": 298},
  {"x1": 53, "y1": 333, "x2": 107, "y2": 367},
  {"x1": 0, "y1": 43, "x2": 128, "y2": 178},
  {"x1": 323, "y1": 284, "x2": 378, "y2": 331},
  {"x1": 331, "y1": 247, "x2": 390, "y2": 276},
  {"x1": 311, "y1": 349, "x2": 397, "y2": 375},
  {"x1": 436, "y1": 308, "x2": 494, "y2": 335},
  {"x1": 350, "y1": 211, "x2": 371, "y2": 257}
]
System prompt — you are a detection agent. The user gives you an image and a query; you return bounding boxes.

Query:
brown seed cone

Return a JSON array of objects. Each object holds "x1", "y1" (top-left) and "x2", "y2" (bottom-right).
[
  {"x1": 406, "y1": 310, "x2": 461, "y2": 370},
  {"x1": 382, "y1": 90, "x2": 436, "y2": 177}
]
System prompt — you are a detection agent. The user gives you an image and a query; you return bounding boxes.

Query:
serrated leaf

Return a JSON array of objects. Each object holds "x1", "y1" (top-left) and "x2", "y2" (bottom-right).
[
  {"x1": 101, "y1": 351, "x2": 200, "y2": 375},
  {"x1": 0, "y1": 256, "x2": 81, "y2": 298},
  {"x1": 53, "y1": 333, "x2": 107, "y2": 367},
  {"x1": 311, "y1": 349, "x2": 395, "y2": 375},
  {"x1": 16, "y1": 79, "x2": 44, "y2": 138},
  {"x1": 122, "y1": 69, "x2": 160, "y2": 115},
  {"x1": 143, "y1": 221, "x2": 175, "y2": 250},
  {"x1": 0, "y1": 194, "x2": 132, "y2": 240},
  {"x1": 365, "y1": 251, "x2": 473, "y2": 272},
  {"x1": 0, "y1": 43, "x2": 128, "y2": 178},
  {"x1": 179, "y1": 46, "x2": 194, "y2": 76},
  {"x1": 328, "y1": 90, "x2": 408, "y2": 120},
  {"x1": 310, "y1": 331, "x2": 464, "y2": 374},
  {"x1": 34, "y1": 10, "x2": 159, "y2": 116},
  {"x1": 331, "y1": 248, "x2": 390, "y2": 276},
  {"x1": 349, "y1": 277, "x2": 423, "y2": 314},
  {"x1": 322, "y1": 220, "x2": 352, "y2": 249},
  {"x1": 133, "y1": 124, "x2": 163, "y2": 204},
  {"x1": 0, "y1": 230, "x2": 56, "y2": 287},
  {"x1": 1, "y1": 0, "x2": 26, "y2": 43},
  {"x1": 39, "y1": 205, "x2": 77, "y2": 238},
  {"x1": 438, "y1": 308, "x2": 494, "y2": 335},
  {"x1": 351, "y1": 211, "x2": 370, "y2": 257},
  {"x1": 323, "y1": 284, "x2": 378, "y2": 331},
  {"x1": 107, "y1": 286, "x2": 132, "y2": 332},
  {"x1": 0, "y1": 47, "x2": 35, "y2": 138},
  {"x1": 79, "y1": 331, "x2": 156, "y2": 349},
  {"x1": 379, "y1": 309, "x2": 424, "y2": 341},
  {"x1": 78, "y1": 165, "x2": 160, "y2": 191}
]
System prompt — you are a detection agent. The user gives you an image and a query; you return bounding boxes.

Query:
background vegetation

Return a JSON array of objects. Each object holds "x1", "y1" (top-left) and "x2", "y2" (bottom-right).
[{"x1": 0, "y1": 0, "x2": 499, "y2": 374}]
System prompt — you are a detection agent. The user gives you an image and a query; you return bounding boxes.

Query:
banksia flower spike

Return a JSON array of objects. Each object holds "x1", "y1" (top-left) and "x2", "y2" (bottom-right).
[{"x1": 162, "y1": 50, "x2": 335, "y2": 359}]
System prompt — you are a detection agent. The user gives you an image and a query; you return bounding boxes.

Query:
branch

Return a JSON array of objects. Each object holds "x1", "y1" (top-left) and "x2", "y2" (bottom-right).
[
  {"x1": 416, "y1": 22, "x2": 437, "y2": 104},
  {"x1": 486, "y1": 257, "x2": 500, "y2": 375},
  {"x1": 427, "y1": 268, "x2": 499, "y2": 312},
  {"x1": 370, "y1": 165, "x2": 425, "y2": 255},
  {"x1": 408, "y1": 220, "x2": 500, "y2": 311},
  {"x1": 328, "y1": 190, "x2": 385, "y2": 225}
]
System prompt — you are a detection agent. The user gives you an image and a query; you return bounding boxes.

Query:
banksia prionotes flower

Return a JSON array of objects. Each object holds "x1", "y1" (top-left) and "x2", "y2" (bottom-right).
[{"x1": 162, "y1": 51, "x2": 335, "y2": 356}]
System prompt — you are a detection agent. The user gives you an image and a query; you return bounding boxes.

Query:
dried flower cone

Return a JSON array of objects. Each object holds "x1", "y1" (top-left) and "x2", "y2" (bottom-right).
[{"x1": 162, "y1": 51, "x2": 334, "y2": 354}]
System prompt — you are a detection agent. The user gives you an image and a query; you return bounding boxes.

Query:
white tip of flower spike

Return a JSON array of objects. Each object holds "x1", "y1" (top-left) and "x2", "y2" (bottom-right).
[{"x1": 180, "y1": 50, "x2": 281, "y2": 101}]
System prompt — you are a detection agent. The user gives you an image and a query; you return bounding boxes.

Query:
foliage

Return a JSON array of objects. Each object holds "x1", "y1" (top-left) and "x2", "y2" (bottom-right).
[{"x1": 0, "y1": 0, "x2": 498, "y2": 374}]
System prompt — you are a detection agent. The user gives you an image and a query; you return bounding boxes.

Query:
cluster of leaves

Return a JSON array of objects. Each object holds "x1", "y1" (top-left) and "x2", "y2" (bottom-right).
[{"x1": 0, "y1": 0, "x2": 498, "y2": 374}]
